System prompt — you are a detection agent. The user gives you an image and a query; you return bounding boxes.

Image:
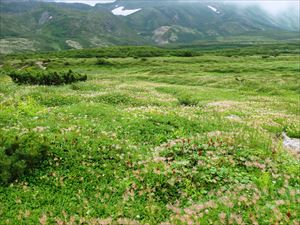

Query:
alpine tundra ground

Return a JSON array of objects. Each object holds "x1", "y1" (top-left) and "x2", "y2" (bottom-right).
[{"x1": 0, "y1": 44, "x2": 299, "y2": 224}]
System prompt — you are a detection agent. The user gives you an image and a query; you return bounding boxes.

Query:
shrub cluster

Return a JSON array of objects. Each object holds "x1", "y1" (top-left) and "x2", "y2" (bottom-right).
[
  {"x1": 171, "y1": 50, "x2": 195, "y2": 57},
  {"x1": 0, "y1": 133, "x2": 49, "y2": 185},
  {"x1": 95, "y1": 58, "x2": 112, "y2": 65},
  {"x1": 9, "y1": 69, "x2": 87, "y2": 85},
  {"x1": 7, "y1": 46, "x2": 200, "y2": 59}
]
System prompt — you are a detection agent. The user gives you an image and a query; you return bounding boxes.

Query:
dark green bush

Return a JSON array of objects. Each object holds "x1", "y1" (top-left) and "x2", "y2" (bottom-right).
[
  {"x1": 178, "y1": 95, "x2": 198, "y2": 106},
  {"x1": 95, "y1": 58, "x2": 112, "y2": 65},
  {"x1": 0, "y1": 133, "x2": 49, "y2": 185},
  {"x1": 8, "y1": 69, "x2": 87, "y2": 85},
  {"x1": 171, "y1": 50, "x2": 196, "y2": 57},
  {"x1": 0, "y1": 55, "x2": 5, "y2": 65}
]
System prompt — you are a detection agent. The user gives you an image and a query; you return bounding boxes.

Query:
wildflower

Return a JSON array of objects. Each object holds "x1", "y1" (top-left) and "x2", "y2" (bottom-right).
[
  {"x1": 275, "y1": 200, "x2": 285, "y2": 206},
  {"x1": 205, "y1": 200, "x2": 217, "y2": 208},
  {"x1": 278, "y1": 188, "x2": 285, "y2": 195},
  {"x1": 39, "y1": 214, "x2": 47, "y2": 225},
  {"x1": 167, "y1": 204, "x2": 181, "y2": 214},
  {"x1": 252, "y1": 194, "x2": 260, "y2": 204},
  {"x1": 97, "y1": 218, "x2": 113, "y2": 225},
  {"x1": 219, "y1": 212, "x2": 226, "y2": 224},
  {"x1": 117, "y1": 218, "x2": 140, "y2": 225},
  {"x1": 273, "y1": 208, "x2": 282, "y2": 221},
  {"x1": 24, "y1": 210, "x2": 31, "y2": 218},
  {"x1": 224, "y1": 201, "x2": 234, "y2": 208},
  {"x1": 290, "y1": 189, "x2": 296, "y2": 197},
  {"x1": 55, "y1": 219, "x2": 64, "y2": 225},
  {"x1": 238, "y1": 195, "x2": 247, "y2": 202},
  {"x1": 183, "y1": 208, "x2": 194, "y2": 215},
  {"x1": 33, "y1": 126, "x2": 47, "y2": 132},
  {"x1": 250, "y1": 214, "x2": 258, "y2": 225},
  {"x1": 192, "y1": 204, "x2": 205, "y2": 212},
  {"x1": 235, "y1": 215, "x2": 244, "y2": 225}
]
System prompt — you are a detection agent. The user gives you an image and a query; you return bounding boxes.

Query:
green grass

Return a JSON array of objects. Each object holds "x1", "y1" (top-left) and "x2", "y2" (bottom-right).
[{"x1": 0, "y1": 44, "x2": 299, "y2": 224}]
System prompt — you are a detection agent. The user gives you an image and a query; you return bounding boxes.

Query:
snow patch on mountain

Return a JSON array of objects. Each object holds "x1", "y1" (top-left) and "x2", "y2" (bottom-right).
[
  {"x1": 55, "y1": 0, "x2": 116, "y2": 6},
  {"x1": 112, "y1": 6, "x2": 141, "y2": 16},
  {"x1": 208, "y1": 5, "x2": 220, "y2": 14}
]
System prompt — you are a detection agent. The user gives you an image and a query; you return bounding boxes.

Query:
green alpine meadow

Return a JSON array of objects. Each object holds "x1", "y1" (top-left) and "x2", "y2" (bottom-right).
[
  {"x1": 0, "y1": 0, "x2": 300, "y2": 224},
  {"x1": 1, "y1": 43, "x2": 300, "y2": 224}
]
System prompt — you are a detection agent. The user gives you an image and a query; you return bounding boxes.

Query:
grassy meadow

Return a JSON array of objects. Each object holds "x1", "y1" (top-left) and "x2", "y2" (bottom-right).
[{"x1": 0, "y1": 44, "x2": 300, "y2": 224}]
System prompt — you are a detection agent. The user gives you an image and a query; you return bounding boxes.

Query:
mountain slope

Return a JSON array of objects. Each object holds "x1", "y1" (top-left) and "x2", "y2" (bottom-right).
[
  {"x1": 114, "y1": 1, "x2": 299, "y2": 43},
  {"x1": 0, "y1": 0, "x2": 299, "y2": 53},
  {"x1": 0, "y1": 1, "x2": 145, "y2": 53}
]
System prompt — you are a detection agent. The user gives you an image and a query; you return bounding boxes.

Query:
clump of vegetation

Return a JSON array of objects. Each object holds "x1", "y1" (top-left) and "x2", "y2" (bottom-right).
[
  {"x1": 286, "y1": 124, "x2": 300, "y2": 138},
  {"x1": 172, "y1": 50, "x2": 195, "y2": 57},
  {"x1": 140, "y1": 58, "x2": 148, "y2": 62},
  {"x1": 8, "y1": 69, "x2": 87, "y2": 85},
  {"x1": 0, "y1": 55, "x2": 5, "y2": 65},
  {"x1": 177, "y1": 94, "x2": 199, "y2": 106},
  {"x1": 0, "y1": 133, "x2": 49, "y2": 185},
  {"x1": 95, "y1": 58, "x2": 112, "y2": 65}
]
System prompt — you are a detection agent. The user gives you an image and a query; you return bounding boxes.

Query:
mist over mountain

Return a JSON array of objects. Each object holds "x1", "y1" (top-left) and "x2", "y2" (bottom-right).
[{"x1": 0, "y1": 0, "x2": 299, "y2": 53}]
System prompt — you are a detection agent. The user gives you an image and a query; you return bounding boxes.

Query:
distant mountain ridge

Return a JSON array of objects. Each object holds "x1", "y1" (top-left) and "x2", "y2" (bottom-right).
[{"x1": 0, "y1": 0, "x2": 299, "y2": 53}]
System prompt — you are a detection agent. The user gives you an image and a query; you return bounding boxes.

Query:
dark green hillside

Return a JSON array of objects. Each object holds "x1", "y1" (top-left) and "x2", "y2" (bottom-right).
[
  {"x1": 0, "y1": 0, "x2": 299, "y2": 53},
  {"x1": 0, "y1": 1, "x2": 145, "y2": 53}
]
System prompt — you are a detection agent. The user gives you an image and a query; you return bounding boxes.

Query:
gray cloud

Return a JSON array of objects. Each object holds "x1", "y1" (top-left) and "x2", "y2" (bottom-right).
[
  {"x1": 226, "y1": 1, "x2": 299, "y2": 14},
  {"x1": 54, "y1": 0, "x2": 299, "y2": 14}
]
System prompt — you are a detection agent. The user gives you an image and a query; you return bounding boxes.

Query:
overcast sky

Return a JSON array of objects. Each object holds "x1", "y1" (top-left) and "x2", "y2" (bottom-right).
[{"x1": 54, "y1": 0, "x2": 299, "y2": 14}]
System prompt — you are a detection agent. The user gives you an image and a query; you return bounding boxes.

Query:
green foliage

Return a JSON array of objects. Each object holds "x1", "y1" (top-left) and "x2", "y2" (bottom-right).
[
  {"x1": 95, "y1": 58, "x2": 112, "y2": 66},
  {"x1": 286, "y1": 124, "x2": 300, "y2": 138},
  {"x1": 177, "y1": 94, "x2": 199, "y2": 106},
  {"x1": 256, "y1": 172, "x2": 271, "y2": 189},
  {"x1": 8, "y1": 69, "x2": 87, "y2": 85},
  {"x1": 171, "y1": 50, "x2": 195, "y2": 57},
  {"x1": 0, "y1": 133, "x2": 49, "y2": 185}
]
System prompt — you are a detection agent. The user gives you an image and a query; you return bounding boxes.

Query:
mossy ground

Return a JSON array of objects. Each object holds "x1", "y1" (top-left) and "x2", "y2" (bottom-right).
[{"x1": 0, "y1": 46, "x2": 299, "y2": 224}]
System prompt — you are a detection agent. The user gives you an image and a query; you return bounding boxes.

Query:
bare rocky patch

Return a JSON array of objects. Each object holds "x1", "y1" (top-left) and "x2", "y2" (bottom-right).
[
  {"x1": 0, "y1": 38, "x2": 37, "y2": 54},
  {"x1": 66, "y1": 40, "x2": 83, "y2": 49},
  {"x1": 35, "y1": 61, "x2": 47, "y2": 70},
  {"x1": 283, "y1": 132, "x2": 300, "y2": 158}
]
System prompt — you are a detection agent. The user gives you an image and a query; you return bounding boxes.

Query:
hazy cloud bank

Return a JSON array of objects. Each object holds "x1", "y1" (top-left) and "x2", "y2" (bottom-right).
[{"x1": 54, "y1": 0, "x2": 299, "y2": 14}]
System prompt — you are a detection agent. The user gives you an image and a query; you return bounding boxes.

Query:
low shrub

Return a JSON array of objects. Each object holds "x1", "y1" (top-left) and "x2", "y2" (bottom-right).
[
  {"x1": 171, "y1": 50, "x2": 196, "y2": 57},
  {"x1": 286, "y1": 124, "x2": 300, "y2": 138},
  {"x1": 94, "y1": 93, "x2": 134, "y2": 105},
  {"x1": 95, "y1": 58, "x2": 112, "y2": 65},
  {"x1": 9, "y1": 69, "x2": 87, "y2": 85},
  {"x1": 0, "y1": 133, "x2": 49, "y2": 185},
  {"x1": 178, "y1": 95, "x2": 199, "y2": 106}
]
